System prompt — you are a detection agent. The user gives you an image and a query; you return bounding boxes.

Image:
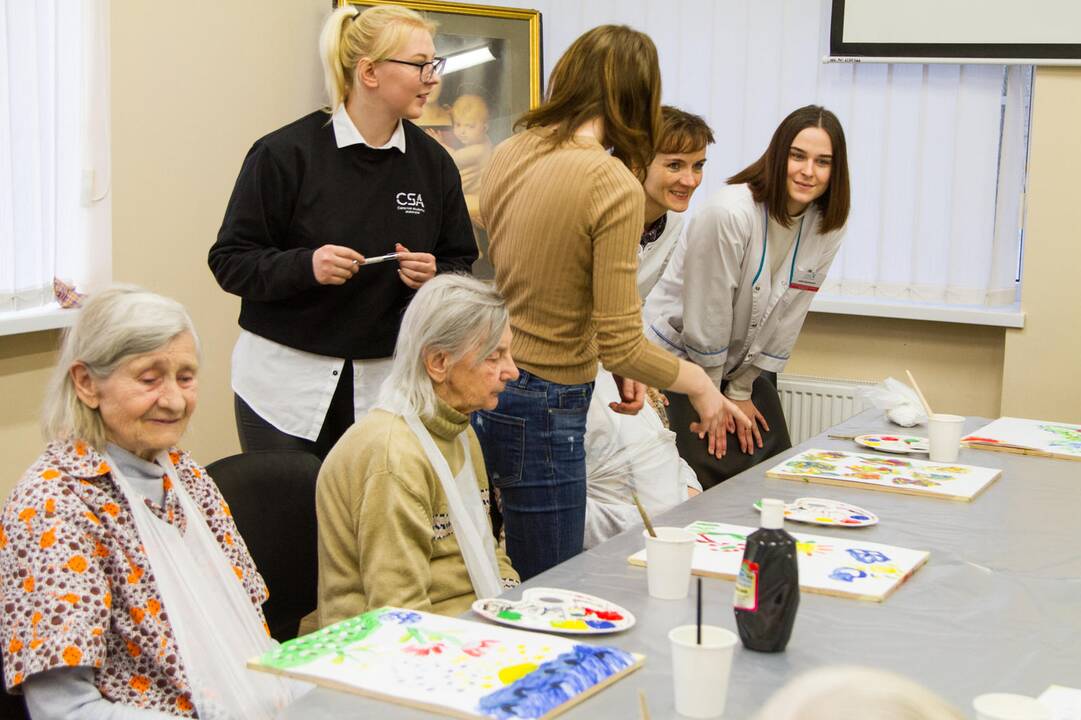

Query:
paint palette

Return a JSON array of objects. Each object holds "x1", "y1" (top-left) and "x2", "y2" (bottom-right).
[
  {"x1": 472, "y1": 588, "x2": 635, "y2": 635},
  {"x1": 753, "y1": 497, "x2": 878, "y2": 527},
  {"x1": 855, "y1": 434, "x2": 929, "y2": 454}
]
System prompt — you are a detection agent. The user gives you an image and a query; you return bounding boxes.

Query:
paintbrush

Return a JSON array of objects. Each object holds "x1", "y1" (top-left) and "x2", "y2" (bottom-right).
[
  {"x1": 905, "y1": 369, "x2": 934, "y2": 417},
  {"x1": 638, "y1": 689, "x2": 651, "y2": 720},
  {"x1": 696, "y1": 576, "x2": 703, "y2": 645},
  {"x1": 632, "y1": 492, "x2": 657, "y2": 538}
]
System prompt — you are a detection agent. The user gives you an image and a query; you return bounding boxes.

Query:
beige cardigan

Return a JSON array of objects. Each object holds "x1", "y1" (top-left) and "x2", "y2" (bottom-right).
[{"x1": 313, "y1": 400, "x2": 518, "y2": 629}]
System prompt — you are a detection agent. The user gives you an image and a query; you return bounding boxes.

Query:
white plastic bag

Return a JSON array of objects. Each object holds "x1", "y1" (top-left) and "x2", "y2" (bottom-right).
[{"x1": 855, "y1": 376, "x2": 928, "y2": 427}]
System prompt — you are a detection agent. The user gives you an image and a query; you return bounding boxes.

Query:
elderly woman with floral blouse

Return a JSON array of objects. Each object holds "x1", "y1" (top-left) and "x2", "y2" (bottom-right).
[{"x1": 0, "y1": 286, "x2": 295, "y2": 719}]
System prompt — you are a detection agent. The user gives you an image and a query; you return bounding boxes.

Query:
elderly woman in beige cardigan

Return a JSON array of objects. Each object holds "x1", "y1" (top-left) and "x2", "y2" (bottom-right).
[{"x1": 313, "y1": 274, "x2": 519, "y2": 628}]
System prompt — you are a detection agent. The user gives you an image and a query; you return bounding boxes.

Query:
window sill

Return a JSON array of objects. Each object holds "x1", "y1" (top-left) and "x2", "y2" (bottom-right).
[
  {"x1": 809, "y1": 294, "x2": 1025, "y2": 328},
  {"x1": 0, "y1": 303, "x2": 79, "y2": 337}
]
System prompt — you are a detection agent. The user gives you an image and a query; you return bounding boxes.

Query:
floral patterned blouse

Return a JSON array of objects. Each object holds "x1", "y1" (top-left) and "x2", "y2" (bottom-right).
[{"x1": 0, "y1": 439, "x2": 268, "y2": 716}]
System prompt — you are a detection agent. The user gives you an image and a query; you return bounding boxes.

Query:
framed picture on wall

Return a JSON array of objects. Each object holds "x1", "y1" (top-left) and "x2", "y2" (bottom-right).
[{"x1": 340, "y1": 0, "x2": 544, "y2": 278}]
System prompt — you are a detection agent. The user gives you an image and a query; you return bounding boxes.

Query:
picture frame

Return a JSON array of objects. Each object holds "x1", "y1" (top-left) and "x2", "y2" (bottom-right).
[{"x1": 340, "y1": 0, "x2": 544, "y2": 277}]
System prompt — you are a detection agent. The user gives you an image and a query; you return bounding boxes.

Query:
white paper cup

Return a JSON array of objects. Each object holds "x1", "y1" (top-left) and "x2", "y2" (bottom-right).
[
  {"x1": 643, "y1": 527, "x2": 696, "y2": 599},
  {"x1": 928, "y1": 413, "x2": 966, "y2": 462},
  {"x1": 972, "y1": 693, "x2": 1051, "y2": 720},
  {"x1": 669, "y1": 624, "x2": 738, "y2": 718}
]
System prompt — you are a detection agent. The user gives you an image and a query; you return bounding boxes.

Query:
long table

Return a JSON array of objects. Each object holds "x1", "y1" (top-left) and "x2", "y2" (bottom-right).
[{"x1": 278, "y1": 410, "x2": 1081, "y2": 718}]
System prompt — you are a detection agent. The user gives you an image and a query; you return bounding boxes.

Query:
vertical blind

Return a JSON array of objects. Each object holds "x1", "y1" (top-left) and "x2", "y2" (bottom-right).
[
  {"x1": 0, "y1": 0, "x2": 110, "y2": 315},
  {"x1": 481, "y1": 0, "x2": 1028, "y2": 307}
]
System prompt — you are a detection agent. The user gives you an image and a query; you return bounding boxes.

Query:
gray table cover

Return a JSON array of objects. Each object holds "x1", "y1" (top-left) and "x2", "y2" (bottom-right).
[{"x1": 278, "y1": 410, "x2": 1081, "y2": 719}]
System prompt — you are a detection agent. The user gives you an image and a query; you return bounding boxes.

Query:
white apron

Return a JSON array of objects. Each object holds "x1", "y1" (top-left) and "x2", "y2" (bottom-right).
[
  {"x1": 403, "y1": 414, "x2": 503, "y2": 599},
  {"x1": 107, "y1": 451, "x2": 302, "y2": 720}
]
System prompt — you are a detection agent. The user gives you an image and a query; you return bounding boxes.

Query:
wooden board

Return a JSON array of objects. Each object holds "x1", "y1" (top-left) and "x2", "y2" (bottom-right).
[
  {"x1": 248, "y1": 607, "x2": 643, "y2": 719},
  {"x1": 765, "y1": 449, "x2": 1001, "y2": 501},
  {"x1": 628, "y1": 521, "x2": 929, "y2": 603},
  {"x1": 963, "y1": 416, "x2": 1081, "y2": 462}
]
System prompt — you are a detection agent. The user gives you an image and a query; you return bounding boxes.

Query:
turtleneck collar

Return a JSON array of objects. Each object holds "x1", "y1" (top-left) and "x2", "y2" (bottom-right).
[{"x1": 421, "y1": 396, "x2": 471, "y2": 441}]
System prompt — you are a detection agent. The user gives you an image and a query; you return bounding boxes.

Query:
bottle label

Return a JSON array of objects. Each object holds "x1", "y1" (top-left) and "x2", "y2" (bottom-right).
[{"x1": 733, "y1": 560, "x2": 759, "y2": 611}]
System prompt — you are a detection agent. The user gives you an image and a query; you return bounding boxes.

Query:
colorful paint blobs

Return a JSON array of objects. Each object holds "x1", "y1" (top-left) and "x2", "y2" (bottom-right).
[
  {"x1": 627, "y1": 520, "x2": 929, "y2": 602},
  {"x1": 753, "y1": 497, "x2": 878, "y2": 528},
  {"x1": 766, "y1": 449, "x2": 1000, "y2": 501},
  {"x1": 477, "y1": 645, "x2": 635, "y2": 720},
  {"x1": 248, "y1": 607, "x2": 642, "y2": 719},
  {"x1": 472, "y1": 588, "x2": 634, "y2": 635},
  {"x1": 855, "y1": 434, "x2": 930, "y2": 454},
  {"x1": 964, "y1": 416, "x2": 1081, "y2": 460}
]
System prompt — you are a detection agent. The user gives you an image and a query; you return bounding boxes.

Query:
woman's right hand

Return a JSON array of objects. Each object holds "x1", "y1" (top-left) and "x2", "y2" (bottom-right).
[
  {"x1": 688, "y1": 383, "x2": 752, "y2": 459},
  {"x1": 312, "y1": 244, "x2": 365, "y2": 285}
]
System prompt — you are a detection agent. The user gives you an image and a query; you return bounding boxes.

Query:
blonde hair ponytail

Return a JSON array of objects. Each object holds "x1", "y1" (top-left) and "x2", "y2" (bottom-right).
[{"x1": 318, "y1": 4, "x2": 437, "y2": 111}]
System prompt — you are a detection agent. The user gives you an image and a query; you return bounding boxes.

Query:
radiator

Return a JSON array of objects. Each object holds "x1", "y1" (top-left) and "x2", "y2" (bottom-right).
[{"x1": 776, "y1": 374, "x2": 876, "y2": 444}]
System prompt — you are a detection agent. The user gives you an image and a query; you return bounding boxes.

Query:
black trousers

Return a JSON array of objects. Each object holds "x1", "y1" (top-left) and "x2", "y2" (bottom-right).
[
  {"x1": 233, "y1": 361, "x2": 355, "y2": 461},
  {"x1": 665, "y1": 372, "x2": 792, "y2": 490}
]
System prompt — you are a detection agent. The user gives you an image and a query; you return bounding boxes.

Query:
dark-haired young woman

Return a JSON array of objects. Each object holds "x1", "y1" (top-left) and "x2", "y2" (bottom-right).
[
  {"x1": 644, "y1": 105, "x2": 851, "y2": 489},
  {"x1": 473, "y1": 25, "x2": 747, "y2": 579}
]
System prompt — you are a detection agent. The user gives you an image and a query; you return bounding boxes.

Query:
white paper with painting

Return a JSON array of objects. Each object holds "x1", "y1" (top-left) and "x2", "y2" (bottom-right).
[
  {"x1": 248, "y1": 607, "x2": 642, "y2": 719},
  {"x1": 764, "y1": 449, "x2": 1000, "y2": 501},
  {"x1": 963, "y1": 416, "x2": 1081, "y2": 461},
  {"x1": 628, "y1": 520, "x2": 928, "y2": 602}
]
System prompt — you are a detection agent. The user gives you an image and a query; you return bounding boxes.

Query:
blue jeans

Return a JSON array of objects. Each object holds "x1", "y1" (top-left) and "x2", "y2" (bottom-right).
[{"x1": 471, "y1": 369, "x2": 594, "y2": 581}]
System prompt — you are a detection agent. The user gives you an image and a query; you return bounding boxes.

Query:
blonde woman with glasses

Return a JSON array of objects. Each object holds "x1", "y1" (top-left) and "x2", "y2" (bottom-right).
[{"x1": 210, "y1": 5, "x2": 476, "y2": 460}]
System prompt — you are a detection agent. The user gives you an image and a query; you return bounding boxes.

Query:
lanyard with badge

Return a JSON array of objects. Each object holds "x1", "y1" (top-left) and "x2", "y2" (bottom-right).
[{"x1": 752, "y1": 206, "x2": 820, "y2": 292}]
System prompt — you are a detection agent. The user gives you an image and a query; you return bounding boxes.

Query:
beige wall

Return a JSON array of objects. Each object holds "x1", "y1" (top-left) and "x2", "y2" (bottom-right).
[
  {"x1": 0, "y1": 11, "x2": 1074, "y2": 499},
  {"x1": 788, "y1": 315, "x2": 1005, "y2": 418},
  {"x1": 1002, "y1": 67, "x2": 1081, "y2": 423}
]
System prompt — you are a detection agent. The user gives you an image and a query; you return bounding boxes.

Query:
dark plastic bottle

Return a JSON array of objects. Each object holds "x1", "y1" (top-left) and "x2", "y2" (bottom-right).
[{"x1": 733, "y1": 498, "x2": 800, "y2": 652}]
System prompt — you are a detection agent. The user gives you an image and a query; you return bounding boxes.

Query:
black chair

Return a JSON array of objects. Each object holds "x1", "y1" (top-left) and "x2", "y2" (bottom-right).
[
  {"x1": 205, "y1": 450, "x2": 322, "y2": 642},
  {"x1": 0, "y1": 654, "x2": 29, "y2": 719}
]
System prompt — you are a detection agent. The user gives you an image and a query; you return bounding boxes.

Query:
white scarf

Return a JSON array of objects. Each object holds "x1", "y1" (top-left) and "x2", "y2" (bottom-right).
[
  {"x1": 107, "y1": 450, "x2": 302, "y2": 719},
  {"x1": 403, "y1": 413, "x2": 503, "y2": 599}
]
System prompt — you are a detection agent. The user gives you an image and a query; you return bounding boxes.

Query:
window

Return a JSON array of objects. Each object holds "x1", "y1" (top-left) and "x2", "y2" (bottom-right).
[{"x1": 0, "y1": 0, "x2": 110, "y2": 334}]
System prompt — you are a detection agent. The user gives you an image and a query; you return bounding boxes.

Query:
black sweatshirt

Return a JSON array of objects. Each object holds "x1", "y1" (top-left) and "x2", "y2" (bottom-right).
[{"x1": 208, "y1": 110, "x2": 477, "y2": 359}]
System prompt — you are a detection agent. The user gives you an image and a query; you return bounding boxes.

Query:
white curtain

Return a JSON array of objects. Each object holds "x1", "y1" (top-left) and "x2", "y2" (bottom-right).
[
  {"x1": 0, "y1": 0, "x2": 110, "y2": 314},
  {"x1": 480, "y1": 0, "x2": 1027, "y2": 307}
]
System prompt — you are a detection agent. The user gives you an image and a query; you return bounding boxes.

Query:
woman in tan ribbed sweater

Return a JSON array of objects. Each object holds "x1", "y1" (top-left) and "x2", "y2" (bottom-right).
[{"x1": 473, "y1": 25, "x2": 750, "y2": 580}]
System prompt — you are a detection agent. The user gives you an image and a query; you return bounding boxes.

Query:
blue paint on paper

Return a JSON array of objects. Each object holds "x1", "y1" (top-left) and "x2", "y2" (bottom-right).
[
  {"x1": 846, "y1": 548, "x2": 889, "y2": 564},
  {"x1": 830, "y1": 567, "x2": 868, "y2": 583},
  {"x1": 851, "y1": 515, "x2": 869, "y2": 520},
  {"x1": 477, "y1": 644, "x2": 634, "y2": 719},
  {"x1": 379, "y1": 609, "x2": 422, "y2": 625}
]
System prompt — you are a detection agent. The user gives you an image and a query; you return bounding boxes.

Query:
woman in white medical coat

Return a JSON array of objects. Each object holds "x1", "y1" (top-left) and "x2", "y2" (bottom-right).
[{"x1": 643, "y1": 105, "x2": 850, "y2": 488}]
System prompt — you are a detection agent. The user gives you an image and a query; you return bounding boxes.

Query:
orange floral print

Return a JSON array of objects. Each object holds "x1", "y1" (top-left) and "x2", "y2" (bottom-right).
[
  {"x1": 102, "y1": 591, "x2": 111, "y2": 608},
  {"x1": 95, "y1": 461, "x2": 110, "y2": 475},
  {"x1": 44, "y1": 498, "x2": 57, "y2": 515},
  {"x1": 84, "y1": 511, "x2": 101, "y2": 525},
  {"x1": 74, "y1": 440, "x2": 87, "y2": 456},
  {"x1": 9, "y1": 636, "x2": 23, "y2": 654},
  {"x1": 176, "y1": 695, "x2": 194, "y2": 712},
  {"x1": 62, "y1": 645, "x2": 82, "y2": 666},
  {"x1": 129, "y1": 675, "x2": 150, "y2": 693},
  {"x1": 126, "y1": 639, "x2": 141, "y2": 657},
  {"x1": 22, "y1": 575, "x2": 34, "y2": 592},
  {"x1": 233, "y1": 565, "x2": 243, "y2": 580},
  {"x1": 66, "y1": 555, "x2": 88, "y2": 573},
  {"x1": 41, "y1": 469, "x2": 60, "y2": 480},
  {"x1": 224, "y1": 532, "x2": 234, "y2": 546},
  {"x1": 56, "y1": 593, "x2": 81, "y2": 605},
  {"x1": 130, "y1": 607, "x2": 145, "y2": 624},
  {"x1": 101, "y1": 503, "x2": 120, "y2": 517},
  {"x1": 146, "y1": 598, "x2": 161, "y2": 617},
  {"x1": 40, "y1": 527, "x2": 57, "y2": 549},
  {"x1": 0, "y1": 525, "x2": 7, "y2": 549}
]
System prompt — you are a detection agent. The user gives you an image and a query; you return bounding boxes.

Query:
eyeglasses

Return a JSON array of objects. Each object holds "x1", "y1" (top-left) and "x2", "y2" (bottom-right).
[{"x1": 382, "y1": 56, "x2": 447, "y2": 82}]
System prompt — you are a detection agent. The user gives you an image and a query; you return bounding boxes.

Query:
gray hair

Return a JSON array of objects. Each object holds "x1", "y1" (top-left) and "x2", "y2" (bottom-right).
[
  {"x1": 42, "y1": 285, "x2": 200, "y2": 450},
  {"x1": 754, "y1": 666, "x2": 964, "y2": 720},
  {"x1": 378, "y1": 274, "x2": 508, "y2": 418}
]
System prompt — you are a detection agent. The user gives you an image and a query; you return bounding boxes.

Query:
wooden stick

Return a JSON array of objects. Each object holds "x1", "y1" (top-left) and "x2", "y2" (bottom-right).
[
  {"x1": 632, "y1": 492, "x2": 657, "y2": 538},
  {"x1": 638, "y1": 689, "x2": 651, "y2": 720},
  {"x1": 905, "y1": 369, "x2": 934, "y2": 417}
]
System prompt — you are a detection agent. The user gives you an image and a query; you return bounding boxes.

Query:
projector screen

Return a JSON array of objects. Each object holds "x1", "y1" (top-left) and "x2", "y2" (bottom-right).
[{"x1": 830, "y1": 0, "x2": 1081, "y2": 65}]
